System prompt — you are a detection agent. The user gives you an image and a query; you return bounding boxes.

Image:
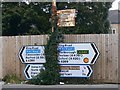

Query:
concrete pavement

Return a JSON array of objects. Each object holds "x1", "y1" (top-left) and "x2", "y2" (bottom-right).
[
  {"x1": 1, "y1": 84, "x2": 120, "y2": 90},
  {"x1": 2, "y1": 84, "x2": 119, "y2": 88}
]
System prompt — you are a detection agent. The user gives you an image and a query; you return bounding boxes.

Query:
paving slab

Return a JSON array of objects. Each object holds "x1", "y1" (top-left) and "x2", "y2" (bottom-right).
[{"x1": 1, "y1": 84, "x2": 120, "y2": 90}]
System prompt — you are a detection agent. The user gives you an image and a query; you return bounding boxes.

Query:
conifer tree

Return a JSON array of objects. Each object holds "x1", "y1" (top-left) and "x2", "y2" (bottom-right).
[{"x1": 30, "y1": 10, "x2": 64, "y2": 85}]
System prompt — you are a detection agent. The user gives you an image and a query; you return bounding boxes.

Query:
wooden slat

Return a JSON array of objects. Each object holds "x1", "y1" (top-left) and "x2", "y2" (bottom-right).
[
  {"x1": 2, "y1": 37, "x2": 7, "y2": 77},
  {"x1": 111, "y1": 34, "x2": 118, "y2": 83},
  {"x1": 105, "y1": 34, "x2": 109, "y2": 82},
  {"x1": 15, "y1": 36, "x2": 22, "y2": 78},
  {"x1": 0, "y1": 37, "x2": 2, "y2": 79},
  {"x1": 100, "y1": 34, "x2": 105, "y2": 81},
  {"x1": 109, "y1": 34, "x2": 113, "y2": 81}
]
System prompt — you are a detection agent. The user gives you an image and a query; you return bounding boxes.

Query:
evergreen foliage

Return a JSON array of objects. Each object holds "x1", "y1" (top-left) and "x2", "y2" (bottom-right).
[
  {"x1": 57, "y1": 2, "x2": 112, "y2": 34},
  {"x1": 2, "y1": 2, "x2": 51, "y2": 36},
  {"x1": 2, "y1": 2, "x2": 112, "y2": 36},
  {"x1": 29, "y1": 13, "x2": 64, "y2": 85}
]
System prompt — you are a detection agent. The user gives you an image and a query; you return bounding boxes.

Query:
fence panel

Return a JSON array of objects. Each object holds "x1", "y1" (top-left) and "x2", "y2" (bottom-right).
[{"x1": 0, "y1": 34, "x2": 119, "y2": 83}]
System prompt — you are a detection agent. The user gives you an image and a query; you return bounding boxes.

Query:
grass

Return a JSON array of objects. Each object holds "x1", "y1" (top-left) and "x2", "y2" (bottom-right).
[{"x1": 2, "y1": 74, "x2": 22, "y2": 84}]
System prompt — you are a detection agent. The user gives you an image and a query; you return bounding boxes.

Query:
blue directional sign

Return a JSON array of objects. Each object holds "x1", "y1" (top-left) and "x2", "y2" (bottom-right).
[{"x1": 19, "y1": 46, "x2": 46, "y2": 64}]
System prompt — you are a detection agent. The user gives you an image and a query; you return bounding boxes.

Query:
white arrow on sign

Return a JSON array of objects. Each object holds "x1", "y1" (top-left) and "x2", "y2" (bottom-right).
[
  {"x1": 60, "y1": 65, "x2": 93, "y2": 78},
  {"x1": 19, "y1": 46, "x2": 46, "y2": 64},
  {"x1": 58, "y1": 43, "x2": 100, "y2": 65},
  {"x1": 24, "y1": 64, "x2": 44, "y2": 79}
]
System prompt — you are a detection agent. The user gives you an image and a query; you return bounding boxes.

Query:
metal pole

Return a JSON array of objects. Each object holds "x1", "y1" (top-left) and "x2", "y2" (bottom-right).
[{"x1": 52, "y1": 0, "x2": 57, "y2": 32}]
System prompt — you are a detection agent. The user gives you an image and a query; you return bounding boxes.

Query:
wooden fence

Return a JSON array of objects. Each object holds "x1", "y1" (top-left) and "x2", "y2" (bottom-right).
[{"x1": 0, "y1": 34, "x2": 119, "y2": 83}]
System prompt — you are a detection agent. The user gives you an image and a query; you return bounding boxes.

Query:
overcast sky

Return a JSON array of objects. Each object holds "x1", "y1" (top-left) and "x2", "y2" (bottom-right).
[{"x1": 110, "y1": 0, "x2": 120, "y2": 10}]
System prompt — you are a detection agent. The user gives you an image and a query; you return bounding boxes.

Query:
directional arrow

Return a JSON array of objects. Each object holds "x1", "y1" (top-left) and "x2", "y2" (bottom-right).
[
  {"x1": 60, "y1": 65, "x2": 93, "y2": 78},
  {"x1": 24, "y1": 64, "x2": 44, "y2": 79},
  {"x1": 25, "y1": 64, "x2": 30, "y2": 79},
  {"x1": 58, "y1": 43, "x2": 100, "y2": 65},
  {"x1": 90, "y1": 43, "x2": 100, "y2": 64},
  {"x1": 19, "y1": 46, "x2": 46, "y2": 64},
  {"x1": 19, "y1": 46, "x2": 25, "y2": 63}
]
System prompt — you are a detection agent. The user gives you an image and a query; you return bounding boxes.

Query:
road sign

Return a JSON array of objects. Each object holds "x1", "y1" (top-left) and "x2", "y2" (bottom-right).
[
  {"x1": 57, "y1": 9, "x2": 76, "y2": 27},
  {"x1": 19, "y1": 46, "x2": 46, "y2": 64},
  {"x1": 58, "y1": 43, "x2": 100, "y2": 65},
  {"x1": 60, "y1": 65, "x2": 93, "y2": 78},
  {"x1": 24, "y1": 64, "x2": 93, "y2": 79},
  {"x1": 58, "y1": 21, "x2": 75, "y2": 27},
  {"x1": 24, "y1": 64, "x2": 44, "y2": 79}
]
